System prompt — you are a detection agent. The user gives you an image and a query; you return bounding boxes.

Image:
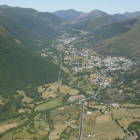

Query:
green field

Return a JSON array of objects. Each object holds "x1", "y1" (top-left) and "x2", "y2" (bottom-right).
[
  {"x1": 112, "y1": 108, "x2": 140, "y2": 119},
  {"x1": 35, "y1": 99, "x2": 62, "y2": 111},
  {"x1": 83, "y1": 120, "x2": 126, "y2": 140}
]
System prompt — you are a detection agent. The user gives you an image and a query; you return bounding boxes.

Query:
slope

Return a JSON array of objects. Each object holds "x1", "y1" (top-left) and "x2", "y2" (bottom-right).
[
  {"x1": 0, "y1": 6, "x2": 63, "y2": 50},
  {"x1": 95, "y1": 18, "x2": 140, "y2": 58},
  {"x1": 0, "y1": 25, "x2": 60, "y2": 96},
  {"x1": 53, "y1": 9, "x2": 84, "y2": 20},
  {"x1": 72, "y1": 15, "x2": 117, "y2": 32},
  {"x1": 74, "y1": 18, "x2": 140, "y2": 58}
]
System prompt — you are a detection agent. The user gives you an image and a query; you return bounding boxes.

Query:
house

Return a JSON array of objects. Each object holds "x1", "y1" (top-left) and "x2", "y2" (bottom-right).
[
  {"x1": 86, "y1": 134, "x2": 91, "y2": 137},
  {"x1": 87, "y1": 111, "x2": 92, "y2": 115},
  {"x1": 133, "y1": 115, "x2": 140, "y2": 118},
  {"x1": 110, "y1": 103, "x2": 119, "y2": 107}
]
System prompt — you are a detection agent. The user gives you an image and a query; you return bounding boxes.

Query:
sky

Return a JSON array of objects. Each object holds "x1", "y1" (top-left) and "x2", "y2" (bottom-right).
[{"x1": 0, "y1": 0, "x2": 140, "y2": 14}]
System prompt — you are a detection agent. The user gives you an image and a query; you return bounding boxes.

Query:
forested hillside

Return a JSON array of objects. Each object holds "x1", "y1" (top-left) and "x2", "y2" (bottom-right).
[
  {"x1": 0, "y1": 6, "x2": 63, "y2": 50},
  {"x1": 0, "y1": 25, "x2": 60, "y2": 96}
]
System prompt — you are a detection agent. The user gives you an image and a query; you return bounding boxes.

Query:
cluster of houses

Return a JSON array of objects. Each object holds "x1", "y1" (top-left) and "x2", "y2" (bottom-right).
[
  {"x1": 128, "y1": 131, "x2": 138, "y2": 140},
  {"x1": 69, "y1": 48, "x2": 136, "y2": 73},
  {"x1": 57, "y1": 37, "x2": 78, "y2": 44}
]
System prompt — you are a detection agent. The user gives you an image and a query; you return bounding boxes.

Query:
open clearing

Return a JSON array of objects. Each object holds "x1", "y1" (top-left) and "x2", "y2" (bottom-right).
[
  {"x1": 0, "y1": 123, "x2": 18, "y2": 133},
  {"x1": 17, "y1": 90, "x2": 33, "y2": 103},
  {"x1": 0, "y1": 99, "x2": 4, "y2": 105},
  {"x1": 118, "y1": 118, "x2": 140, "y2": 130},
  {"x1": 84, "y1": 110, "x2": 102, "y2": 124},
  {"x1": 38, "y1": 82, "x2": 60, "y2": 99},
  {"x1": 96, "y1": 114, "x2": 112, "y2": 123},
  {"x1": 88, "y1": 105, "x2": 107, "y2": 111},
  {"x1": 38, "y1": 82, "x2": 79, "y2": 99},
  {"x1": 59, "y1": 85, "x2": 79, "y2": 95},
  {"x1": 112, "y1": 108, "x2": 140, "y2": 119},
  {"x1": 50, "y1": 124, "x2": 68, "y2": 140},
  {"x1": 35, "y1": 99, "x2": 62, "y2": 111}
]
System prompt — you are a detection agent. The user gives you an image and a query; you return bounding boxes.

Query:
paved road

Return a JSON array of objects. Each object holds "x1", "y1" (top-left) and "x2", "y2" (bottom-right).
[
  {"x1": 85, "y1": 76, "x2": 106, "y2": 101},
  {"x1": 77, "y1": 77, "x2": 105, "y2": 140},
  {"x1": 77, "y1": 100, "x2": 85, "y2": 140}
]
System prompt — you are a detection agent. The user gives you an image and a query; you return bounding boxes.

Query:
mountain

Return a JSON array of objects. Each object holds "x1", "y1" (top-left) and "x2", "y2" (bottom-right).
[
  {"x1": 0, "y1": 5, "x2": 11, "y2": 9},
  {"x1": 82, "y1": 10, "x2": 108, "y2": 20},
  {"x1": 75, "y1": 18, "x2": 140, "y2": 58},
  {"x1": 0, "y1": 6, "x2": 63, "y2": 50},
  {"x1": 0, "y1": 6, "x2": 63, "y2": 27},
  {"x1": 96, "y1": 18, "x2": 140, "y2": 57},
  {"x1": 0, "y1": 24, "x2": 60, "y2": 96},
  {"x1": 124, "y1": 11, "x2": 140, "y2": 18},
  {"x1": 72, "y1": 15, "x2": 117, "y2": 32},
  {"x1": 53, "y1": 9, "x2": 86, "y2": 20},
  {"x1": 112, "y1": 13, "x2": 127, "y2": 21},
  {"x1": 112, "y1": 11, "x2": 140, "y2": 21}
]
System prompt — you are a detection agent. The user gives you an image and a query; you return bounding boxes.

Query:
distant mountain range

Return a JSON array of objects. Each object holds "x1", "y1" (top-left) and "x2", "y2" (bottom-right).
[
  {"x1": 53, "y1": 9, "x2": 86, "y2": 20},
  {"x1": 53, "y1": 9, "x2": 140, "y2": 21}
]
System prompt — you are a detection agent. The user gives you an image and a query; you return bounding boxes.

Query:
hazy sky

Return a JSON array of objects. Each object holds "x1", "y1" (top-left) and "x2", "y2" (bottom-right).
[{"x1": 0, "y1": 0, "x2": 140, "y2": 14}]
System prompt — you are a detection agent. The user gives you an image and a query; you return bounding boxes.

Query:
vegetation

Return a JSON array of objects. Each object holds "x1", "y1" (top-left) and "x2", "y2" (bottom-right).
[
  {"x1": 0, "y1": 6, "x2": 62, "y2": 51},
  {"x1": 128, "y1": 121, "x2": 140, "y2": 139}
]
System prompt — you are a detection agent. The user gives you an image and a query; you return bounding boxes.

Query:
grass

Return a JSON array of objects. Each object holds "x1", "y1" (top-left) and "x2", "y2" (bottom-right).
[
  {"x1": 0, "y1": 99, "x2": 4, "y2": 105},
  {"x1": 59, "y1": 85, "x2": 79, "y2": 95},
  {"x1": 112, "y1": 108, "x2": 140, "y2": 119},
  {"x1": 50, "y1": 105, "x2": 80, "y2": 123},
  {"x1": 13, "y1": 113, "x2": 50, "y2": 139},
  {"x1": 96, "y1": 114, "x2": 112, "y2": 123},
  {"x1": 78, "y1": 83, "x2": 91, "y2": 91},
  {"x1": 17, "y1": 90, "x2": 33, "y2": 103},
  {"x1": 35, "y1": 99, "x2": 62, "y2": 111},
  {"x1": 0, "y1": 123, "x2": 18, "y2": 133},
  {"x1": 13, "y1": 127, "x2": 39, "y2": 139},
  {"x1": 0, "y1": 115, "x2": 26, "y2": 126},
  {"x1": 50, "y1": 124, "x2": 67, "y2": 140},
  {"x1": 39, "y1": 81, "x2": 79, "y2": 99},
  {"x1": 118, "y1": 118, "x2": 139, "y2": 131},
  {"x1": 84, "y1": 111, "x2": 102, "y2": 125},
  {"x1": 1, "y1": 132, "x2": 13, "y2": 140},
  {"x1": 69, "y1": 129, "x2": 79, "y2": 140},
  {"x1": 83, "y1": 120, "x2": 126, "y2": 140},
  {"x1": 38, "y1": 82, "x2": 60, "y2": 99},
  {"x1": 120, "y1": 103, "x2": 140, "y2": 108},
  {"x1": 49, "y1": 105, "x2": 80, "y2": 139},
  {"x1": 88, "y1": 105, "x2": 107, "y2": 111}
]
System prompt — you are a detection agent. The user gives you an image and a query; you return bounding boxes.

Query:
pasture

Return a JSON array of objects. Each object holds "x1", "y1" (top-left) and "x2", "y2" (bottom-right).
[
  {"x1": 112, "y1": 108, "x2": 140, "y2": 119},
  {"x1": 83, "y1": 120, "x2": 126, "y2": 140},
  {"x1": 35, "y1": 99, "x2": 62, "y2": 111}
]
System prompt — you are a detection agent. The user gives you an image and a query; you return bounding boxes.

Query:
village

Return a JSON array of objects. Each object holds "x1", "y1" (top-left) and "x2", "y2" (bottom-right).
[
  {"x1": 62, "y1": 44, "x2": 136, "y2": 90},
  {"x1": 39, "y1": 38, "x2": 140, "y2": 140}
]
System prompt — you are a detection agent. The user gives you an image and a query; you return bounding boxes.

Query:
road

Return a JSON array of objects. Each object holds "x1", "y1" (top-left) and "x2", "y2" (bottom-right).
[
  {"x1": 85, "y1": 76, "x2": 106, "y2": 101},
  {"x1": 77, "y1": 76, "x2": 106, "y2": 140},
  {"x1": 77, "y1": 100, "x2": 85, "y2": 140}
]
